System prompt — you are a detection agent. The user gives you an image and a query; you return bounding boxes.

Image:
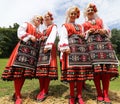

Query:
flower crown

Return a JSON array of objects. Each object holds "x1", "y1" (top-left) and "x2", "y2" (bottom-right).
[
  {"x1": 67, "y1": 6, "x2": 80, "y2": 18},
  {"x1": 88, "y1": 3, "x2": 97, "y2": 13},
  {"x1": 45, "y1": 11, "x2": 54, "y2": 20}
]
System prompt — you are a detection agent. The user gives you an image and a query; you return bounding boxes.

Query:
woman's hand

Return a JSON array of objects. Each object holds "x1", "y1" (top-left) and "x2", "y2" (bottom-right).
[
  {"x1": 65, "y1": 49, "x2": 71, "y2": 54},
  {"x1": 88, "y1": 28, "x2": 95, "y2": 34},
  {"x1": 30, "y1": 36, "x2": 36, "y2": 42},
  {"x1": 80, "y1": 33, "x2": 85, "y2": 38},
  {"x1": 98, "y1": 29, "x2": 107, "y2": 35},
  {"x1": 61, "y1": 48, "x2": 70, "y2": 54},
  {"x1": 44, "y1": 48, "x2": 48, "y2": 53}
]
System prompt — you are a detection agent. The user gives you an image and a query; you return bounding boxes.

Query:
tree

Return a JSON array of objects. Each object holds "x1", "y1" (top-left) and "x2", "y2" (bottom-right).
[
  {"x1": 13, "y1": 23, "x2": 19, "y2": 29},
  {"x1": 111, "y1": 29, "x2": 120, "y2": 59},
  {"x1": 0, "y1": 23, "x2": 19, "y2": 57}
]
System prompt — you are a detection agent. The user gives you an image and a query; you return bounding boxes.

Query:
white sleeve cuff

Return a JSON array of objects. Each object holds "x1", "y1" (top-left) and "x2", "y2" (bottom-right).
[
  {"x1": 44, "y1": 44, "x2": 52, "y2": 50},
  {"x1": 22, "y1": 35, "x2": 34, "y2": 42},
  {"x1": 60, "y1": 46, "x2": 70, "y2": 52},
  {"x1": 85, "y1": 30, "x2": 90, "y2": 40}
]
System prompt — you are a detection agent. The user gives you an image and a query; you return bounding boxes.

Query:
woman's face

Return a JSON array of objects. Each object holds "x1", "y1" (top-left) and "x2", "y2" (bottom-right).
[
  {"x1": 69, "y1": 9, "x2": 78, "y2": 23},
  {"x1": 33, "y1": 16, "x2": 41, "y2": 27},
  {"x1": 86, "y1": 8, "x2": 95, "y2": 20},
  {"x1": 43, "y1": 14, "x2": 52, "y2": 26}
]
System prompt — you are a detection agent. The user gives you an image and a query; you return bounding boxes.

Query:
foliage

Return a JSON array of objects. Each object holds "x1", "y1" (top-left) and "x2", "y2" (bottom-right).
[
  {"x1": 111, "y1": 29, "x2": 120, "y2": 59},
  {"x1": 0, "y1": 23, "x2": 19, "y2": 57}
]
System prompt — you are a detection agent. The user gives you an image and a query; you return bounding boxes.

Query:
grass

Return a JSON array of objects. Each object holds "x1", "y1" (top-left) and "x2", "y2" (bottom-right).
[
  {"x1": 0, "y1": 58, "x2": 120, "y2": 98},
  {"x1": 0, "y1": 58, "x2": 62, "y2": 97}
]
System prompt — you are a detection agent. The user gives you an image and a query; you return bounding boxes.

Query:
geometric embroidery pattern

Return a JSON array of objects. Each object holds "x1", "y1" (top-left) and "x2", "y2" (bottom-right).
[{"x1": 13, "y1": 40, "x2": 40, "y2": 69}]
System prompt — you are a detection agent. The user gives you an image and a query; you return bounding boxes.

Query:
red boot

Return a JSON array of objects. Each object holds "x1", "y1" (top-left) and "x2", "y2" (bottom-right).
[
  {"x1": 44, "y1": 78, "x2": 50, "y2": 94},
  {"x1": 37, "y1": 90, "x2": 47, "y2": 102},
  {"x1": 37, "y1": 91, "x2": 43, "y2": 101},
  {"x1": 37, "y1": 78, "x2": 48, "y2": 102},
  {"x1": 77, "y1": 97, "x2": 84, "y2": 104},
  {"x1": 76, "y1": 81, "x2": 84, "y2": 104},
  {"x1": 94, "y1": 74, "x2": 103, "y2": 103},
  {"x1": 14, "y1": 78, "x2": 24, "y2": 104},
  {"x1": 69, "y1": 82, "x2": 75, "y2": 104},
  {"x1": 69, "y1": 97, "x2": 75, "y2": 104},
  {"x1": 102, "y1": 74, "x2": 111, "y2": 104},
  {"x1": 37, "y1": 78, "x2": 44, "y2": 100},
  {"x1": 15, "y1": 97, "x2": 22, "y2": 104},
  {"x1": 104, "y1": 97, "x2": 111, "y2": 104}
]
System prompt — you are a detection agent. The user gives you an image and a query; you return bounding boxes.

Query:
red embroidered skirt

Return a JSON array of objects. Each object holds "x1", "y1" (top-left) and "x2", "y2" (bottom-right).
[
  {"x1": 36, "y1": 41, "x2": 58, "y2": 80},
  {"x1": 61, "y1": 34, "x2": 93, "y2": 81},
  {"x1": 2, "y1": 40, "x2": 40, "y2": 81},
  {"x1": 87, "y1": 34, "x2": 119, "y2": 78}
]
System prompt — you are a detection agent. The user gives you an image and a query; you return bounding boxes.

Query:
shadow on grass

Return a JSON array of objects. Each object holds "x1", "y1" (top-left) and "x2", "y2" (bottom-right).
[
  {"x1": 28, "y1": 82, "x2": 120, "y2": 103},
  {"x1": 82, "y1": 83, "x2": 120, "y2": 103},
  {"x1": 28, "y1": 82, "x2": 69, "y2": 100}
]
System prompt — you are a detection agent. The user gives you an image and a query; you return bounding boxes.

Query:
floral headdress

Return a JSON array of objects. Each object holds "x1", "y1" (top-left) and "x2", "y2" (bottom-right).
[
  {"x1": 66, "y1": 6, "x2": 80, "y2": 23},
  {"x1": 66, "y1": 6, "x2": 80, "y2": 18},
  {"x1": 32, "y1": 15, "x2": 43, "y2": 24},
  {"x1": 44, "y1": 11, "x2": 54, "y2": 20},
  {"x1": 84, "y1": 3, "x2": 99, "y2": 21},
  {"x1": 87, "y1": 3, "x2": 97, "y2": 13}
]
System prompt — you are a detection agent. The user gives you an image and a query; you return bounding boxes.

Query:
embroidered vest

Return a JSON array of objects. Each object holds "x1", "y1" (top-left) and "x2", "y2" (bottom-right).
[{"x1": 63, "y1": 23, "x2": 82, "y2": 36}]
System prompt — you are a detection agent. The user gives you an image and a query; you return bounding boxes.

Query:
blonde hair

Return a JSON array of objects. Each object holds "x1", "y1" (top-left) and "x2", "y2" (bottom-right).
[
  {"x1": 84, "y1": 3, "x2": 99, "y2": 21},
  {"x1": 66, "y1": 6, "x2": 80, "y2": 23},
  {"x1": 39, "y1": 16, "x2": 44, "y2": 24},
  {"x1": 32, "y1": 15, "x2": 43, "y2": 24},
  {"x1": 44, "y1": 11, "x2": 54, "y2": 20}
]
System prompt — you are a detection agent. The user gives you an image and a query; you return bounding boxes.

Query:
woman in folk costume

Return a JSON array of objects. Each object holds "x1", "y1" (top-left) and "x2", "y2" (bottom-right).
[
  {"x1": 58, "y1": 6, "x2": 93, "y2": 104},
  {"x1": 36, "y1": 11, "x2": 58, "y2": 102},
  {"x1": 83, "y1": 3, "x2": 119, "y2": 104},
  {"x1": 2, "y1": 15, "x2": 43, "y2": 104}
]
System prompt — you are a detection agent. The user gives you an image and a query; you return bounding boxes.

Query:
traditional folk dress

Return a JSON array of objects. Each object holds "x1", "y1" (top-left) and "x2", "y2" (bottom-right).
[
  {"x1": 36, "y1": 24, "x2": 58, "y2": 80},
  {"x1": 2, "y1": 22, "x2": 41, "y2": 80},
  {"x1": 83, "y1": 18, "x2": 119, "y2": 78},
  {"x1": 58, "y1": 23, "x2": 93, "y2": 82}
]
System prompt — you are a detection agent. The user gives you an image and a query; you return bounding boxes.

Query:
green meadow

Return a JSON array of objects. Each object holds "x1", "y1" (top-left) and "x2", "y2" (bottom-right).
[{"x1": 0, "y1": 58, "x2": 120, "y2": 104}]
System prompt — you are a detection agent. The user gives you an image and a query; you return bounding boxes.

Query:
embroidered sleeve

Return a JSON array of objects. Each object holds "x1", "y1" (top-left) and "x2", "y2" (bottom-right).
[
  {"x1": 58, "y1": 25, "x2": 70, "y2": 52},
  {"x1": 44, "y1": 25, "x2": 57, "y2": 50},
  {"x1": 17, "y1": 23, "x2": 35, "y2": 42}
]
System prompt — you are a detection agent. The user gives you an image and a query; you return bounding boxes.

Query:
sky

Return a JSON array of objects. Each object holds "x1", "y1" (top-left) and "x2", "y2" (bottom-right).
[{"x1": 0, "y1": 0, "x2": 120, "y2": 29}]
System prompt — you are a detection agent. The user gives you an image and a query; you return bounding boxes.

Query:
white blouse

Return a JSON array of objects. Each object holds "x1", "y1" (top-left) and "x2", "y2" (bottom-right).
[
  {"x1": 17, "y1": 22, "x2": 36, "y2": 42},
  {"x1": 58, "y1": 25, "x2": 70, "y2": 52},
  {"x1": 44, "y1": 25, "x2": 57, "y2": 50}
]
